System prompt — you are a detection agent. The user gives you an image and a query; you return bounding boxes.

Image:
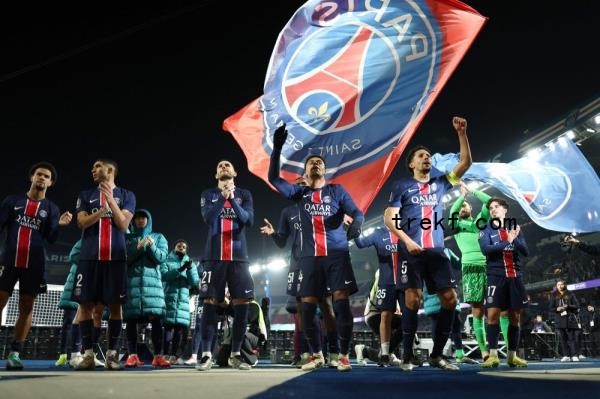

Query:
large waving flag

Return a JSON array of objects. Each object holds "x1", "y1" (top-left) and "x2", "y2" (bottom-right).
[
  {"x1": 431, "y1": 139, "x2": 600, "y2": 233},
  {"x1": 223, "y1": 0, "x2": 486, "y2": 212}
]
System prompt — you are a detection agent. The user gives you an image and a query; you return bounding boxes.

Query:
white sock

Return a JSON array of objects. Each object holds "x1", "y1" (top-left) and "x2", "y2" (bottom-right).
[
  {"x1": 490, "y1": 349, "x2": 498, "y2": 357},
  {"x1": 202, "y1": 352, "x2": 212, "y2": 358},
  {"x1": 129, "y1": 353, "x2": 137, "y2": 357},
  {"x1": 508, "y1": 350, "x2": 516, "y2": 359},
  {"x1": 231, "y1": 351, "x2": 241, "y2": 357},
  {"x1": 84, "y1": 349, "x2": 94, "y2": 356},
  {"x1": 71, "y1": 352, "x2": 81, "y2": 358},
  {"x1": 381, "y1": 342, "x2": 390, "y2": 356}
]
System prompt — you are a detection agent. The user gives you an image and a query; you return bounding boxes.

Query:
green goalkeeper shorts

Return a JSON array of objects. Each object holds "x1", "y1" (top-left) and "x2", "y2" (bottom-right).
[{"x1": 461, "y1": 263, "x2": 487, "y2": 303}]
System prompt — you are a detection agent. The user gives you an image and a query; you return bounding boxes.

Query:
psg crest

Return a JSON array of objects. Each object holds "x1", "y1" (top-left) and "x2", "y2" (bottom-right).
[{"x1": 261, "y1": 0, "x2": 441, "y2": 176}]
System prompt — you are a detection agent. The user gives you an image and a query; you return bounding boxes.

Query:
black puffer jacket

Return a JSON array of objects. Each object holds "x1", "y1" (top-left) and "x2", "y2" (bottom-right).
[{"x1": 550, "y1": 293, "x2": 580, "y2": 329}]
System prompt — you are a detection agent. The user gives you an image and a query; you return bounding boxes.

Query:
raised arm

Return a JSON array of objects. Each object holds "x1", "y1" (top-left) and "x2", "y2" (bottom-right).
[
  {"x1": 268, "y1": 124, "x2": 302, "y2": 199},
  {"x1": 450, "y1": 116, "x2": 472, "y2": 179},
  {"x1": 473, "y1": 190, "x2": 492, "y2": 221}
]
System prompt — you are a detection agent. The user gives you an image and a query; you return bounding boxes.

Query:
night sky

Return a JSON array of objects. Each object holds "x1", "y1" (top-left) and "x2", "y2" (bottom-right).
[{"x1": 1, "y1": 0, "x2": 598, "y2": 264}]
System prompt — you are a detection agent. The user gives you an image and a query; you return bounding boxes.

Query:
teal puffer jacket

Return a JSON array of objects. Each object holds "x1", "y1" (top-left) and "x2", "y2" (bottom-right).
[
  {"x1": 161, "y1": 251, "x2": 200, "y2": 326},
  {"x1": 123, "y1": 209, "x2": 168, "y2": 319},
  {"x1": 59, "y1": 240, "x2": 81, "y2": 310}
]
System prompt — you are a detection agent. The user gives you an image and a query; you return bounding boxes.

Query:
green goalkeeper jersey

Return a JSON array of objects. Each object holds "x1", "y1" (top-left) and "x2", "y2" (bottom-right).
[{"x1": 448, "y1": 190, "x2": 491, "y2": 266}]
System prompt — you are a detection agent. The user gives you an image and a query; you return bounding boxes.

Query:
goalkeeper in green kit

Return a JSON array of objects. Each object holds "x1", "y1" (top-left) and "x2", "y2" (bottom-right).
[{"x1": 449, "y1": 182, "x2": 510, "y2": 361}]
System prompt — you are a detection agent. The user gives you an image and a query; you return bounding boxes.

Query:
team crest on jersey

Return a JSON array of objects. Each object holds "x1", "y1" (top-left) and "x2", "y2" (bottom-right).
[
  {"x1": 487, "y1": 296, "x2": 493, "y2": 304},
  {"x1": 235, "y1": 197, "x2": 243, "y2": 205},
  {"x1": 201, "y1": 197, "x2": 206, "y2": 207},
  {"x1": 401, "y1": 275, "x2": 408, "y2": 284},
  {"x1": 39, "y1": 209, "x2": 47, "y2": 218},
  {"x1": 76, "y1": 198, "x2": 81, "y2": 209},
  {"x1": 201, "y1": 284, "x2": 208, "y2": 292},
  {"x1": 262, "y1": 1, "x2": 441, "y2": 176},
  {"x1": 114, "y1": 197, "x2": 121, "y2": 205},
  {"x1": 0, "y1": 265, "x2": 4, "y2": 277},
  {"x1": 322, "y1": 195, "x2": 331, "y2": 204},
  {"x1": 430, "y1": 182, "x2": 437, "y2": 191}
]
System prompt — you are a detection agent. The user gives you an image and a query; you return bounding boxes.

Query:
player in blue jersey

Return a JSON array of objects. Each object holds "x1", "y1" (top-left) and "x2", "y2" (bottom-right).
[
  {"x1": 261, "y1": 196, "x2": 340, "y2": 367},
  {"x1": 269, "y1": 124, "x2": 364, "y2": 372},
  {"x1": 196, "y1": 160, "x2": 255, "y2": 371},
  {"x1": 354, "y1": 223, "x2": 407, "y2": 366},
  {"x1": 0, "y1": 162, "x2": 72, "y2": 370},
  {"x1": 384, "y1": 116, "x2": 471, "y2": 371},
  {"x1": 73, "y1": 158, "x2": 136, "y2": 370},
  {"x1": 479, "y1": 197, "x2": 529, "y2": 368}
]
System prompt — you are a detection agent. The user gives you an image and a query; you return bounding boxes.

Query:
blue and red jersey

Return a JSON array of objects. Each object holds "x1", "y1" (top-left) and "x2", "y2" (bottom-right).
[
  {"x1": 354, "y1": 227, "x2": 406, "y2": 285},
  {"x1": 269, "y1": 150, "x2": 364, "y2": 258},
  {"x1": 0, "y1": 194, "x2": 60, "y2": 269},
  {"x1": 478, "y1": 225, "x2": 529, "y2": 278},
  {"x1": 76, "y1": 187, "x2": 136, "y2": 261},
  {"x1": 200, "y1": 187, "x2": 254, "y2": 262},
  {"x1": 388, "y1": 174, "x2": 453, "y2": 249}
]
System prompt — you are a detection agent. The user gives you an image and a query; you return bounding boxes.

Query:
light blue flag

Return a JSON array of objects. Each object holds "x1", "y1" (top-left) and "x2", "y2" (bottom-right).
[{"x1": 431, "y1": 139, "x2": 600, "y2": 233}]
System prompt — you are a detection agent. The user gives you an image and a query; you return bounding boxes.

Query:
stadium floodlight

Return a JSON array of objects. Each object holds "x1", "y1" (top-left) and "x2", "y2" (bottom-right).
[
  {"x1": 249, "y1": 264, "x2": 261, "y2": 275},
  {"x1": 565, "y1": 130, "x2": 576, "y2": 139},
  {"x1": 586, "y1": 128, "x2": 595, "y2": 133},
  {"x1": 267, "y1": 258, "x2": 287, "y2": 271},
  {"x1": 595, "y1": 114, "x2": 600, "y2": 125}
]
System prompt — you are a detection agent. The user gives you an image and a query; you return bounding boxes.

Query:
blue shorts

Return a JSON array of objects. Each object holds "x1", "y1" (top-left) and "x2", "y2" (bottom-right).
[
  {"x1": 72, "y1": 260, "x2": 128, "y2": 305},
  {"x1": 286, "y1": 259, "x2": 300, "y2": 297},
  {"x1": 485, "y1": 275, "x2": 528, "y2": 310},
  {"x1": 297, "y1": 252, "x2": 358, "y2": 298},
  {"x1": 0, "y1": 264, "x2": 47, "y2": 296},
  {"x1": 374, "y1": 285, "x2": 403, "y2": 311},
  {"x1": 200, "y1": 261, "x2": 254, "y2": 302},
  {"x1": 397, "y1": 248, "x2": 457, "y2": 292}
]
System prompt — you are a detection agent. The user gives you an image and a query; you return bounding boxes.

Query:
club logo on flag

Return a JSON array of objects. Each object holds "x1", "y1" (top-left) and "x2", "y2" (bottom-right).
[
  {"x1": 223, "y1": 0, "x2": 486, "y2": 212},
  {"x1": 262, "y1": 1, "x2": 441, "y2": 176},
  {"x1": 494, "y1": 162, "x2": 572, "y2": 220}
]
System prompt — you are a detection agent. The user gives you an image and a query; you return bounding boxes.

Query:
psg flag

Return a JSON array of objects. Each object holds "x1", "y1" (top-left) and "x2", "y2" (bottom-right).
[
  {"x1": 431, "y1": 139, "x2": 600, "y2": 233},
  {"x1": 223, "y1": 0, "x2": 486, "y2": 212}
]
